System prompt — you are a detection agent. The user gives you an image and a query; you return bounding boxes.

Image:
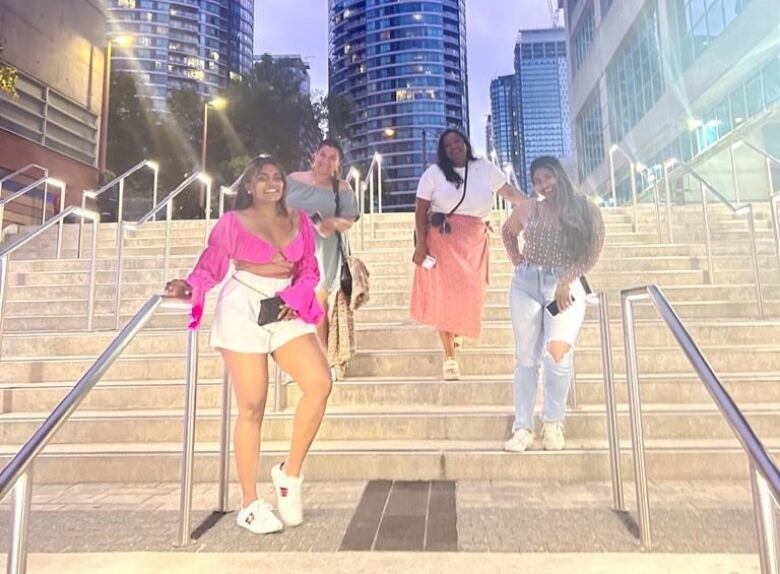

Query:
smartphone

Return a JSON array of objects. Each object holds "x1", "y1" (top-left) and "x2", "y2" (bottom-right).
[
  {"x1": 422, "y1": 255, "x2": 437, "y2": 270},
  {"x1": 546, "y1": 297, "x2": 574, "y2": 317},
  {"x1": 257, "y1": 295, "x2": 284, "y2": 326},
  {"x1": 310, "y1": 211, "x2": 324, "y2": 225}
]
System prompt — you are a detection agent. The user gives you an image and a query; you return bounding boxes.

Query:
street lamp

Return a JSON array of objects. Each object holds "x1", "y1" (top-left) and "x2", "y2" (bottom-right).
[
  {"x1": 200, "y1": 96, "x2": 227, "y2": 209},
  {"x1": 99, "y1": 35, "x2": 134, "y2": 172},
  {"x1": 383, "y1": 127, "x2": 396, "y2": 138}
]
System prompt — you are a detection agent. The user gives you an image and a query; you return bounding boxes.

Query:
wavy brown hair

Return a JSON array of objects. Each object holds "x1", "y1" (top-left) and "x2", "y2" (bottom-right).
[
  {"x1": 234, "y1": 155, "x2": 288, "y2": 216},
  {"x1": 530, "y1": 156, "x2": 595, "y2": 262}
]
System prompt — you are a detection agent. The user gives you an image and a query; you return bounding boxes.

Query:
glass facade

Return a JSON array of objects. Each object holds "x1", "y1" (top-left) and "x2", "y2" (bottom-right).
[
  {"x1": 600, "y1": 0, "x2": 614, "y2": 16},
  {"x1": 673, "y1": 0, "x2": 753, "y2": 70},
  {"x1": 106, "y1": 0, "x2": 254, "y2": 110},
  {"x1": 490, "y1": 74, "x2": 519, "y2": 173},
  {"x1": 575, "y1": 89, "x2": 604, "y2": 180},
  {"x1": 329, "y1": 0, "x2": 469, "y2": 211},
  {"x1": 515, "y1": 28, "x2": 572, "y2": 190},
  {"x1": 605, "y1": 2, "x2": 664, "y2": 142},
  {"x1": 571, "y1": 1, "x2": 594, "y2": 76}
]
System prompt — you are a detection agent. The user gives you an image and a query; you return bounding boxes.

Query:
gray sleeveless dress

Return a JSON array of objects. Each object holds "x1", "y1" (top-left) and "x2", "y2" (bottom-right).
[{"x1": 286, "y1": 177, "x2": 360, "y2": 293}]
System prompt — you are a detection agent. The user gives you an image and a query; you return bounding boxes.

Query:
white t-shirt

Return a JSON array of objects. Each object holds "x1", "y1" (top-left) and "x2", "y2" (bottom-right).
[{"x1": 415, "y1": 158, "x2": 507, "y2": 219}]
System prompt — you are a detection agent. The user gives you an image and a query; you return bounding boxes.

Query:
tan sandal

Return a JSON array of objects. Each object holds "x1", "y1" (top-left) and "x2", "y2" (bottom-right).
[{"x1": 443, "y1": 357, "x2": 461, "y2": 380}]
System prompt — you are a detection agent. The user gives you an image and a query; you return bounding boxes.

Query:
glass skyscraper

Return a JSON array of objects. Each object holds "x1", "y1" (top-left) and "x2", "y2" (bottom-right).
[
  {"x1": 489, "y1": 74, "x2": 520, "y2": 173},
  {"x1": 329, "y1": 0, "x2": 469, "y2": 211},
  {"x1": 106, "y1": 0, "x2": 254, "y2": 111},
  {"x1": 514, "y1": 28, "x2": 572, "y2": 190}
]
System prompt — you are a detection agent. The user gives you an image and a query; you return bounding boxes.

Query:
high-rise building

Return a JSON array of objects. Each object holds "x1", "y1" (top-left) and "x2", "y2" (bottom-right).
[
  {"x1": 106, "y1": 0, "x2": 254, "y2": 111},
  {"x1": 485, "y1": 114, "x2": 495, "y2": 159},
  {"x1": 514, "y1": 27, "x2": 572, "y2": 190},
  {"x1": 489, "y1": 74, "x2": 520, "y2": 175},
  {"x1": 328, "y1": 0, "x2": 469, "y2": 211},
  {"x1": 253, "y1": 54, "x2": 312, "y2": 96},
  {"x1": 567, "y1": 0, "x2": 778, "y2": 202}
]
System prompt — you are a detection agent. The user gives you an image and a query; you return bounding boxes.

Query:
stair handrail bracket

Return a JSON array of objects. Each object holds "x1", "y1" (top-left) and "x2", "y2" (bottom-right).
[
  {"x1": 0, "y1": 295, "x2": 200, "y2": 573},
  {"x1": 620, "y1": 284, "x2": 780, "y2": 573}
]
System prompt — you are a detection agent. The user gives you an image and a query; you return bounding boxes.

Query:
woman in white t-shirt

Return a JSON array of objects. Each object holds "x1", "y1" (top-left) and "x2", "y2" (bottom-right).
[{"x1": 410, "y1": 129, "x2": 526, "y2": 380}]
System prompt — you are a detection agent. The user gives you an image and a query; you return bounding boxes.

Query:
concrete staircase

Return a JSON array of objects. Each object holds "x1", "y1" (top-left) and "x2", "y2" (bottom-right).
[{"x1": 1, "y1": 205, "x2": 779, "y2": 485}]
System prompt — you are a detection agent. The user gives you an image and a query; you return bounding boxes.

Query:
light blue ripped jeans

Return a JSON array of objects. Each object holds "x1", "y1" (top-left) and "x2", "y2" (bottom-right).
[{"x1": 509, "y1": 262, "x2": 587, "y2": 432}]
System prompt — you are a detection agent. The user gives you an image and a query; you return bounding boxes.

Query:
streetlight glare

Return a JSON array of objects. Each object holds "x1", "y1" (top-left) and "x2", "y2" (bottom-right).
[
  {"x1": 112, "y1": 35, "x2": 133, "y2": 47},
  {"x1": 383, "y1": 127, "x2": 396, "y2": 137},
  {"x1": 208, "y1": 97, "x2": 228, "y2": 110},
  {"x1": 145, "y1": 160, "x2": 160, "y2": 171}
]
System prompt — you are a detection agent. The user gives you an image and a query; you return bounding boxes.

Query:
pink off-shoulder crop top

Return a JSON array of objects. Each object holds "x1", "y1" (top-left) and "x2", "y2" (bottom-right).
[{"x1": 185, "y1": 209, "x2": 323, "y2": 328}]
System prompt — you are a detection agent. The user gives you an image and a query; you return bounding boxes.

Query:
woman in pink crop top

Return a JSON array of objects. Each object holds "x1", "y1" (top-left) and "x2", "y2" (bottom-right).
[{"x1": 164, "y1": 156, "x2": 331, "y2": 534}]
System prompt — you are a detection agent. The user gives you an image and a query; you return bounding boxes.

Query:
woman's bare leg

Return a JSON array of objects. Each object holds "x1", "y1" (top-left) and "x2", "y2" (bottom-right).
[
  {"x1": 439, "y1": 330, "x2": 456, "y2": 358},
  {"x1": 272, "y1": 333, "x2": 332, "y2": 477},
  {"x1": 221, "y1": 350, "x2": 269, "y2": 506}
]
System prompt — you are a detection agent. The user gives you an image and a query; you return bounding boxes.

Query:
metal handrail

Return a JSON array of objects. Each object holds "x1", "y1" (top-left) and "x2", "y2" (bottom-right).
[
  {"x1": 218, "y1": 173, "x2": 242, "y2": 217},
  {"x1": 0, "y1": 206, "x2": 100, "y2": 361},
  {"x1": 665, "y1": 158, "x2": 764, "y2": 318},
  {"x1": 0, "y1": 178, "x2": 67, "y2": 258},
  {"x1": 77, "y1": 159, "x2": 159, "y2": 258},
  {"x1": 0, "y1": 165, "x2": 49, "y2": 230},
  {"x1": 567, "y1": 291, "x2": 624, "y2": 512},
  {"x1": 620, "y1": 284, "x2": 780, "y2": 572},
  {"x1": 0, "y1": 295, "x2": 200, "y2": 572},
  {"x1": 730, "y1": 141, "x2": 780, "y2": 271},
  {"x1": 112, "y1": 172, "x2": 211, "y2": 329},
  {"x1": 609, "y1": 145, "x2": 640, "y2": 232}
]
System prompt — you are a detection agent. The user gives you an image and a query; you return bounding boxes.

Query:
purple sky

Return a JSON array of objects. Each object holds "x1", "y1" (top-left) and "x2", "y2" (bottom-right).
[{"x1": 254, "y1": 1, "x2": 553, "y2": 155}]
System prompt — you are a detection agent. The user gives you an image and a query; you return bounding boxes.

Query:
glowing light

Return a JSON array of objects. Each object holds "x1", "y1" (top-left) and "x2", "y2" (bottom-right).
[{"x1": 208, "y1": 97, "x2": 227, "y2": 110}]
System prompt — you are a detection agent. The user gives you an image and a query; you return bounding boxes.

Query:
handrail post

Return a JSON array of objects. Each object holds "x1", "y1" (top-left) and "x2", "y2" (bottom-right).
[
  {"x1": 750, "y1": 464, "x2": 780, "y2": 574},
  {"x1": 359, "y1": 182, "x2": 366, "y2": 251},
  {"x1": 653, "y1": 180, "x2": 663, "y2": 244},
  {"x1": 77, "y1": 194, "x2": 87, "y2": 260},
  {"x1": 217, "y1": 364, "x2": 232, "y2": 513},
  {"x1": 86, "y1": 217, "x2": 99, "y2": 332},
  {"x1": 164, "y1": 202, "x2": 172, "y2": 284},
  {"x1": 608, "y1": 150, "x2": 617, "y2": 207},
  {"x1": 0, "y1": 255, "x2": 8, "y2": 363},
  {"x1": 744, "y1": 205, "x2": 765, "y2": 319},
  {"x1": 272, "y1": 363, "x2": 284, "y2": 412},
  {"x1": 55, "y1": 183, "x2": 66, "y2": 260},
  {"x1": 772, "y1": 195, "x2": 780, "y2": 272},
  {"x1": 630, "y1": 162, "x2": 638, "y2": 233},
  {"x1": 176, "y1": 327, "x2": 199, "y2": 546},
  {"x1": 115, "y1": 179, "x2": 125, "y2": 252},
  {"x1": 7, "y1": 466, "x2": 33, "y2": 574},
  {"x1": 621, "y1": 292, "x2": 652, "y2": 548},
  {"x1": 152, "y1": 165, "x2": 159, "y2": 222},
  {"x1": 663, "y1": 163, "x2": 674, "y2": 243},
  {"x1": 700, "y1": 181, "x2": 714, "y2": 285},
  {"x1": 766, "y1": 157, "x2": 774, "y2": 199},
  {"x1": 114, "y1": 222, "x2": 126, "y2": 330},
  {"x1": 598, "y1": 292, "x2": 624, "y2": 511},
  {"x1": 730, "y1": 144, "x2": 741, "y2": 204},
  {"x1": 204, "y1": 179, "x2": 212, "y2": 246},
  {"x1": 377, "y1": 156, "x2": 383, "y2": 214},
  {"x1": 370, "y1": 170, "x2": 376, "y2": 239}
]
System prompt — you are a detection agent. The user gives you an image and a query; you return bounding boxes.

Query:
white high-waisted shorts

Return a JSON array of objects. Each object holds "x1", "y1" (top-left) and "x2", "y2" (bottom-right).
[{"x1": 210, "y1": 270, "x2": 316, "y2": 354}]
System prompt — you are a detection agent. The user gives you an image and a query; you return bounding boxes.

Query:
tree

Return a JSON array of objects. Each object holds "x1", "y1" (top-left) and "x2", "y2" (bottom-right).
[{"x1": 314, "y1": 90, "x2": 354, "y2": 143}]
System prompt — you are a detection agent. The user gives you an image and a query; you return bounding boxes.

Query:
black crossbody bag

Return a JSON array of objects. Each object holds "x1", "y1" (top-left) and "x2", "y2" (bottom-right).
[{"x1": 332, "y1": 178, "x2": 353, "y2": 298}]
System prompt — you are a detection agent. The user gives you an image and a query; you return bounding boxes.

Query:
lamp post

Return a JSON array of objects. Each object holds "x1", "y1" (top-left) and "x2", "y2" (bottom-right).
[
  {"x1": 99, "y1": 35, "x2": 133, "y2": 172},
  {"x1": 609, "y1": 144, "x2": 639, "y2": 232},
  {"x1": 200, "y1": 96, "x2": 227, "y2": 211}
]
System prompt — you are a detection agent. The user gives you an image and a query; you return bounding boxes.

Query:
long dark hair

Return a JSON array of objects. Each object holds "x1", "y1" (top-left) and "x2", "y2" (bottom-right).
[
  {"x1": 436, "y1": 128, "x2": 477, "y2": 187},
  {"x1": 530, "y1": 156, "x2": 595, "y2": 262},
  {"x1": 234, "y1": 155, "x2": 288, "y2": 216}
]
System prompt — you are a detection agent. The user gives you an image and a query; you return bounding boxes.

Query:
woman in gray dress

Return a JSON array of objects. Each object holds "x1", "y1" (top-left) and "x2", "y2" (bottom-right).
[{"x1": 285, "y1": 139, "x2": 360, "y2": 347}]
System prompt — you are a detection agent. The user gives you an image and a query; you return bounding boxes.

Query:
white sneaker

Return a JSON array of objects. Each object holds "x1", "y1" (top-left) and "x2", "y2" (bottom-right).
[
  {"x1": 542, "y1": 421, "x2": 566, "y2": 451},
  {"x1": 236, "y1": 499, "x2": 283, "y2": 534},
  {"x1": 504, "y1": 428, "x2": 535, "y2": 452},
  {"x1": 271, "y1": 463, "x2": 304, "y2": 527}
]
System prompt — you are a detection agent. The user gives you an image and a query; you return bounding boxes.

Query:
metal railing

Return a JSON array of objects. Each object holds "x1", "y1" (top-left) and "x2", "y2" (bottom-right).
[
  {"x1": 218, "y1": 174, "x2": 242, "y2": 218},
  {"x1": 112, "y1": 172, "x2": 211, "y2": 329},
  {"x1": 0, "y1": 177, "x2": 67, "y2": 258},
  {"x1": 0, "y1": 206, "x2": 100, "y2": 361},
  {"x1": 608, "y1": 145, "x2": 641, "y2": 233},
  {"x1": 566, "y1": 292, "x2": 624, "y2": 512},
  {"x1": 620, "y1": 284, "x2": 779, "y2": 573},
  {"x1": 0, "y1": 295, "x2": 199, "y2": 573},
  {"x1": 77, "y1": 159, "x2": 159, "y2": 258},
  {"x1": 0, "y1": 165, "x2": 49, "y2": 233},
  {"x1": 730, "y1": 141, "x2": 780, "y2": 271},
  {"x1": 664, "y1": 158, "x2": 765, "y2": 318}
]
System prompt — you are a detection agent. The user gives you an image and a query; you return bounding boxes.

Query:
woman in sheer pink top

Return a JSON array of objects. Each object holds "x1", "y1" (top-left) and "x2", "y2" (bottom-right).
[{"x1": 164, "y1": 156, "x2": 331, "y2": 535}]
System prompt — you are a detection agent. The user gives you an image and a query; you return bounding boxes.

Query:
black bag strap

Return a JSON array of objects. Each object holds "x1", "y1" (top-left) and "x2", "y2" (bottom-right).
[
  {"x1": 332, "y1": 177, "x2": 351, "y2": 258},
  {"x1": 445, "y1": 162, "x2": 469, "y2": 219}
]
